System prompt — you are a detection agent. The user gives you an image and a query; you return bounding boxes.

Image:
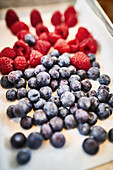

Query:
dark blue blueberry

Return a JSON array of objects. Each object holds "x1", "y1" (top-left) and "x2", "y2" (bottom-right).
[
  {"x1": 62, "y1": 52, "x2": 70, "y2": 58},
  {"x1": 59, "y1": 67, "x2": 70, "y2": 78},
  {"x1": 64, "y1": 115, "x2": 77, "y2": 129},
  {"x1": 98, "y1": 85, "x2": 109, "y2": 92},
  {"x1": 8, "y1": 71, "x2": 21, "y2": 84},
  {"x1": 60, "y1": 91, "x2": 75, "y2": 107},
  {"x1": 19, "y1": 98, "x2": 32, "y2": 112},
  {"x1": 49, "y1": 95, "x2": 61, "y2": 107},
  {"x1": 78, "y1": 123, "x2": 90, "y2": 136},
  {"x1": 20, "y1": 116, "x2": 33, "y2": 129},
  {"x1": 89, "y1": 96, "x2": 99, "y2": 111},
  {"x1": 27, "y1": 132, "x2": 43, "y2": 149},
  {"x1": 50, "y1": 80, "x2": 58, "y2": 91},
  {"x1": 43, "y1": 102, "x2": 58, "y2": 119},
  {"x1": 59, "y1": 79, "x2": 68, "y2": 86},
  {"x1": 16, "y1": 149, "x2": 31, "y2": 165},
  {"x1": 28, "y1": 89, "x2": 40, "y2": 103},
  {"x1": 70, "y1": 80, "x2": 81, "y2": 92},
  {"x1": 87, "y1": 53, "x2": 96, "y2": 63},
  {"x1": 36, "y1": 72, "x2": 51, "y2": 87},
  {"x1": 90, "y1": 126, "x2": 107, "y2": 143},
  {"x1": 92, "y1": 61, "x2": 100, "y2": 68},
  {"x1": 6, "y1": 105, "x2": 15, "y2": 118},
  {"x1": 68, "y1": 65, "x2": 76, "y2": 75},
  {"x1": 1, "y1": 75, "x2": 13, "y2": 88},
  {"x1": 28, "y1": 77, "x2": 38, "y2": 89},
  {"x1": 87, "y1": 67, "x2": 100, "y2": 80},
  {"x1": 49, "y1": 116, "x2": 63, "y2": 132},
  {"x1": 99, "y1": 74, "x2": 111, "y2": 85},
  {"x1": 40, "y1": 124, "x2": 52, "y2": 140},
  {"x1": 52, "y1": 56, "x2": 58, "y2": 64},
  {"x1": 108, "y1": 128, "x2": 113, "y2": 142},
  {"x1": 49, "y1": 49, "x2": 60, "y2": 57},
  {"x1": 50, "y1": 132, "x2": 65, "y2": 148},
  {"x1": 75, "y1": 109, "x2": 89, "y2": 123},
  {"x1": 58, "y1": 54, "x2": 70, "y2": 67},
  {"x1": 57, "y1": 85, "x2": 70, "y2": 97},
  {"x1": 14, "y1": 78, "x2": 26, "y2": 89},
  {"x1": 6, "y1": 89, "x2": 17, "y2": 101},
  {"x1": 69, "y1": 75, "x2": 81, "y2": 84},
  {"x1": 70, "y1": 103, "x2": 78, "y2": 115},
  {"x1": 10, "y1": 132, "x2": 26, "y2": 148},
  {"x1": 78, "y1": 97, "x2": 91, "y2": 111},
  {"x1": 73, "y1": 91, "x2": 85, "y2": 101},
  {"x1": 82, "y1": 138, "x2": 99, "y2": 155},
  {"x1": 24, "y1": 68, "x2": 35, "y2": 80},
  {"x1": 81, "y1": 79, "x2": 92, "y2": 92},
  {"x1": 58, "y1": 107, "x2": 69, "y2": 119},
  {"x1": 39, "y1": 86, "x2": 52, "y2": 100},
  {"x1": 87, "y1": 90, "x2": 97, "y2": 97},
  {"x1": 97, "y1": 103, "x2": 112, "y2": 119},
  {"x1": 109, "y1": 94, "x2": 113, "y2": 107},
  {"x1": 52, "y1": 64, "x2": 60, "y2": 71},
  {"x1": 41, "y1": 55, "x2": 54, "y2": 68},
  {"x1": 97, "y1": 89, "x2": 110, "y2": 103},
  {"x1": 17, "y1": 87, "x2": 27, "y2": 99},
  {"x1": 34, "y1": 64, "x2": 46, "y2": 75},
  {"x1": 49, "y1": 69, "x2": 59, "y2": 79},
  {"x1": 33, "y1": 109, "x2": 48, "y2": 125},
  {"x1": 33, "y1": 98, "x2": 46, "y2": 110},
  {"x1": 25, "y1": 33, "x2": 36, "y2": 46},
  {"x1": 77, "y1": 70, "x2": 87, "y2": 80},
  {"x1": 88, "y1": 112, "x2": 98, "y2": 126},
  {"x1": 13, "y1": 102, "x2": 30, "y2": 117}
]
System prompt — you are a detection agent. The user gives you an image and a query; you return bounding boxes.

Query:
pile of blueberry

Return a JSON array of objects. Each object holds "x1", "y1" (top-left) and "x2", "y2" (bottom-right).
[{"x1": 1, "y1": 50, "x2": 113, "y2": 165}]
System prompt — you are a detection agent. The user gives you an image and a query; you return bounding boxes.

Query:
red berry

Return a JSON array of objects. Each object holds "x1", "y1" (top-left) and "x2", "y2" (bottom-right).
[
  {"x1": 0, "y1": 57, "x2": 14, "y2": 75},
  {"x1": 30, "y1": 9, "x2": 43, "y2": 27},
  {"x1": 13, "y1": 40, "x2": 31, "y2": 59},
  {"x1": 70, "y1": 52, "x2": 91, "y2": 71},
  {"x1": 34, "y1": 39, "x2": 51, "y2": 55},
  {"x1": 0, "y1": 47, "x2": 16, "y2": 59},
  {"x1": 5, "y1": 9, "x2": 19, "y2": 28},
  {"x1": 68, "y1": 39, "x2": 79, "y2": 53},
  {"x1": 48, "y1": 32, "x2": 61, "y2": 45},
  {"x1": 76, "y1": 27, "x2": 92, "y2": 42},
  {"x1": 65, "y1": 15, "x2": 77, "y2": 28},
  {"x1": 39, "y1": 32, "x2": 49, "y2": 42},
  {"x1": 30, "y1": 50, "x2": 43, "y2": 67},
  {"x1": 17, "y1": 30, "x2": 29, "y2": 40},
  {"x1": 10, "y1": 21, "x2": 29, "y2": 35},
  {"x1": 51, "y1": 11, "x2": 62, "y2": 26},
  {"x1": 14, "y1": 56, "x2": 28, "y2": 71},
  {"x1": 55, "y1": 24, "x2": 69, "y2": 39},
  {"x1": 54, "y1": 38, "x2": 70, "y2": 54},
  {"x1": 64, "y1": 6, "x2": 77, "y2": 18},
  {"x1": 36, "y1": 24, "x2": 49, "y2": 36}
]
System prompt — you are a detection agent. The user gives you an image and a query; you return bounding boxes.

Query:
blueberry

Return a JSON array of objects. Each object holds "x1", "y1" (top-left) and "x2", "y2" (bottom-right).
[
  {"x1": 62, "y1": 52, "x2": 70, "y2": 58},
  {"x1": 25, "y1": 33, "x2": 36, "y2": 46},
  {"x1": 27, "y1": 132, "x2": 43, "y2": 149},
  {"x1": 91, "y1": 126, "x2": 107, "y2": 143},
  {"x1": 89, "y1": 96, "x2": 99, "y2": 111},
  {"x1": 33, "y1": 98, "x2": 46, "y2": 110},
  {"x1": 109, "y1": 94, "x2": 113, "y2": 107},
  {"x1": 52, "y1": 56, "x2": 58, "y2": 64},
  {"x1": 20, "y1": 116, "x2": 33, "y2": 129},
  {"x1": 75, "y1": 109, "x2": 89, "y2": 123},
  {"x1": 16, "y1": 149, "x2": 31, "y2": 165},
  {"x1": 6, "y1": 89, "x2": 17, "y2": 101},
  {"x1": 88, "y1": 112, "x2": 98, "y2": 126},
  {"x1": 78, "y1": 123, "x2": 90, "y2": 136},
  {"x1": 70, "y1": 103, "x2": 78, "y2": 115},
  {"x1": 28, "y1": 89, "x2": 40, "y2": 103},
  {"x1": 8, "y1": 71, "x2": 21, "y2": 84},
  {"x1": 19, "y1": 98, "x2": 32, "y2": 112},
  {"x1": 49, "y1": 95, "x2": 61, "y2": 107},
  {"x1": 57, "y1": 85, "x2": 70, "y2": 97},
  {"x1": 49, "y1": 68, "x2": 59, "y2": 79},
  {"x1": 81, "y1": 79, "x2": 92, "y2": 92},
  {"x1": 24, "y1": 68, "x2": 35, "y2": 80},
  {"x1": 34, "y1": 65, "x2": 46, "y2": 75},
  {"x1": 28, "y1": 77, "x2": 38, "y2": 89},
  {"x1": 68, "y1": 65, "x2": 76, "y2": 75},
  {"x1": 108, "y1": 128, "x2": 113, "y2": 142},
  {"x1": 52, "y1": 64, "x2": 60, "y2": 71},
  {"x1": 13, "y1": 102, "x2": 30, "y2": 117},
  {"x1": 59, "y1": 79, "x2": 68, "y2": 86},
  {"x1": 59, "y1": 67, "x2": 70, "y2": 78},
  {"x1": 36, "y1": 72, "x2": 51, "y2": 87},
  {"x1": 43, "y1": 102, "x2": 58, "y2": 119},
  {"x1": 97, "y1": 103, "x2": 112, "y2": 119},
  {"x1": 40, "y1": 86, "x2": 52, "y2": 100},
  {"x1": 14, "y1": 78, "x2": 26, "y2": 89},
  {"x1": 6, "y1": 105, "x2": 15, "y2": 118},
  {"x1": 82, "y1": 138, "x2": 99, "y2": 155},
  {"x1": 99, "y1": 74, "x2": 111, "y2": 85},
  {"x1": 87, "y1": 90, "x2": 97, "y2": 97},
  {"x1": 73, "y1": 91, "x2": 85, "y2": 101},
  {"x1": 92, "y1": 61, "x2": 100, "y2": 68},
  {"x1": 87, "y1": 67, "x2": 100, "y2": 80},
  {"x1": 58, "y1": 107, "x2": 69, "y2": 118},
  {"x1": 50, "y1": 80, "x2": 58, "y2": 91},
  {"x1": 1, "y1": 75, "x2": 13, "y2": 88},
  {"x1": 87, "y1": 53, "x2": 96, "y2": 63},
  {"x1": 58, "y1": 55, "x2": 70, "y2": 67},
  {"x1": 40, "y1": 124, "x2": 52, "y2": 140},
  {"x1": 41, "y1": 55, "x2": 54, "y2": 68},
  {"x1": 50, "y1": 132, "x2": 65, "y2": 148},
  {"x1": 98, "y1": 85, "x2": 109, "y2": 92},
  {"x1": 77, "y1": 70, "x2": 87, "y2": 80},
  {"x1": 17, "y1": 87, "x2": 27, "y2": 99},
  {"x1": 60, "y1": 91, "x2": 75, "y2": 107},
  {"x1": 70, "y1": 80, "x2": 81, "y2": 92},
  {"x1": 49, "y1": 50, "x2": 60, "y2": 57},
  {"x1": 78, "y1": 97, "x2": 91, "y2": 111},
  {"x1": 69, "y1": 75, "x2": 81, "y2": 84},
  {"x1": 10, "y1": 132, "x2": 26, "y2": 148},
  {"x1": 97, "y1": 89, "x2": 110, "y2": 103},
  {"x1": 64, "y1": 115, "x2": 77, "y2": 129},
  {"x1": 33, "y1": 109, "x2": 48, "y2": 125},
  {"x1": 49, "y1": 116, "x2": 63, "y2": 132}
]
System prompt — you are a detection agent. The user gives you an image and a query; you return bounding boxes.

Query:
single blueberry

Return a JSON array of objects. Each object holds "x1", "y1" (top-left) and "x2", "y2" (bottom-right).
[
  {"x1": 87, "y1": 67, "x2": 100, "y2": 80},
  {"x1": 87, "y1": 53, "x2": 96, "y2": 63},
  {"x1": 6, "y1": 89, "x2": 17, "y2": 101},
  {"x1": 92, "y1": 61, "x2": 100, "y2": 68},
  {"x1": 34, "y1": 65, "x2": 46, "y2": 75},
  {"x1": 77, "y1": 70, "x2": 87, "y2": 80},
  {"x1": 50, "y1": 80, "x2": 59, "y2": 92},
  {"x1": 14, "y1": 78, "x2": 26, "y2": 89},
  {"x1": 108, "y1": 128, "x2": 113, "y2": 142},
  {"x1": 10, "y1": 132, "x2": 26, "y2": 148},
  {"x1": 6, "y1": 105, "x2": 15, "y2": 118},
  {"x1": 57, "y1": 85, "x2": 70, "y2": 97},
  {"x1": 81, "y1": 79, "x2": 92, "y2": 93},
  {"x1": 70, "y1": 80, "x2": 81, "y2": 92},
  {"x1": 52, "y1": 64, "x2": 60, "y2": 71},
  {"x1": 59, "y1": 79, "x2": 68, "y2": 86},
  {"x1": 49, "y1": 116, "x2": 63, "y2": 132},
  {"x1": 75, "y1": 109, "x2": 89, "y2": 123},
  {"x1": 99, "y1": 74, "x2": 111, "y2": 85},
  {"x1": 33, "y1": 98, "x2": 46, "y2": 110},
  {"x1": 88, "y1": 112, "x2": 98, "y2": 126},
  {"x1": 8, "y1": 71, "x2": 21, "y2": 84},
  {"x1": 16, "y1": 149, "x2": 31, "y2": 165},
  {"x1": 25, "y1": 33, "x2": 36, "y2": 46},
  {"x1": 97, "y1": 89, "x2": 110, "y2": 103},
  {"x1": 78, "y1": 97, "x2": 91, "y2": 111},
  {"x1": 13, "y1": 102, "x2": 30, "y2": 117},
  {"x1": 58, "y1": 107, "x2": 69, "y2": 119},
  {"x1": 36, "y1": 71, "x2": 51, "y2": 87},
  {"x1": 49, "y1": 68, "x2": 59, "y2": 79},
  {"x1": 28, "y1": 89, "x2": 40, "y2": 103},
  {"x1": 43, "y1": 102, "x2": 58, "y2": 119},
  {"x1": 17, "y1": 87, "x2": 27, "y2": 99},
  {"x1": 73, "y1": 91, "x2": 85, "y2": 101},
  {"x1": 98, "y1": 85, "x2": 109, "y2": 92},
  {"x1": 97, "y1": 103, "x2": 112, "y2": 119},
  {"x1": 39, "y1": 86, "x2": 52, "y2": 100},
  {"x1": 33, "y1": 109, "x2": 48, "y2": 125},
  {"x1": 69, "y1": 75, "x2": 81, "y2": 84},
  {"x1": 58, "y1": 55, "x2": 70, "y2": 67},
  {"x1": 60, "y1": 91, "x2": 75, "y2": 107},
  {"x1": 68, "y1": 65, "x2": 77, "y2": 75},
  {"x1": 20, "y1": 116, "x2": 33, "y2": 129},
  {"x1": 49, "y1": 50, "x2": 60, "y2": 57},
  {"x1": 24, "y1": 68, "x2": 35, "y2": 80},
  {"x1": 64, "y1": 115, "x2": 77, "y2": 129},
  {"x1": 40, "y1": 124, "x2": 52, "y2": 140},
  {"x1": 78, "y1": 123, "x2": 90, "y2": 136},
  {"x1": 89, "y1": 96, "x2": 99, "y2": 112},
  {"x1": 50, "y1": 132, "x2": 65, "y2": 148},
  {"x1": 28, "y1": 77, "x2": 38, "y2": 89},
  {"x1": 59, "y1": 67, "x2": 70, "y2": 79},
  {"x1": 52, "y1": 56, "x2": 58, "y2": 64},
  {"x1": 1, "y1": 75, "x2": 13, "y2": 88},
  {"x1": 19, "y1": 98, "x2": 32, "y2": 112},
  {"x1": 41, "y1": 55, "x2": 54, "y2": 68}
]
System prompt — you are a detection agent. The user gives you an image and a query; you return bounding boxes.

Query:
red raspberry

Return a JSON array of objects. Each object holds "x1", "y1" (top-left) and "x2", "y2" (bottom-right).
[
  {"x1": 13, "y1": 40, "x2": 31, "y2": 59},
  {"x1": 39, "y1": 32, "x2": 49, "y2": 42},
  {"x1": 68, "y1": 39, "x2": 79, "y2": 53},
  {"x1": 54, "y1": 38, "x2": 70, "y2": 54},
  {"x1": 30, "y1": 50, "x2": 43, "y2": 67},
  {"x1": 14, "y1": 56, "x2": 28, "y2": 71},
  {"x1": 10, "y1": 21, "x2": 29, "y2": 35},
  {"x1": 55, "y1": 24, "x2": 69, "y2": 39},
  {"x1": 79, "y1": 37, "x2": 98, "y2": 54},
  {"x1": 17, "y1": 30, "x2": 29, "y2": 40},
  {"x1": 36, "y1": 24, "x2": 49, "y2": 36},
  {"x1": 48, "y1": 32, "x2": 61, "y2": 45},
  {"x1": 70, "y1": 52, "x2": 91, "y2": 71},
  {"x1": 30, "y1": 9, "x2": 43, "y2": 27},
  {"x1": 76, "y1": 27, "x2": 92, "y2": 42},
  {"x1": 64, "y1": 6, "x2": 77, "y2": 18},
  {"x1": 34, "y1": 39, "x2": 51, "y2": 55},
  {"x1": 0, "y1": 47, "x2": 16, "y2": 59},
  {"x1": 5, "y1": 9, "x2": 19, "y2": 28},
  {"x1": 0, "y1": 57, "x2": 14, "y2": 75},
  {"x1": 65, "y1": 15, "x2": 77, "y2": 28},
  {"x1": 51, "y1": 11, "x2": 62, "y2": 26}
]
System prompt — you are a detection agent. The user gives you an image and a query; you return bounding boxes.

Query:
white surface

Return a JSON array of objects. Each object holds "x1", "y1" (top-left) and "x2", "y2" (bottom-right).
[{"x1": 0, "y1": 0, "x2": 113, "y2": 170}]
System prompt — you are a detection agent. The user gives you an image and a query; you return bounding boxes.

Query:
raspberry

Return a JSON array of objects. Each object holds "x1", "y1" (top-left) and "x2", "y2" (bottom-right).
[
  {"x1": 5, "y1": 9, "x2": 19, "y2": 28},
  {"x1": 64, "y1": 6, "x2": 77, "y2": 18},
  {"x1": 30, "y1": 50, "x2": 43, "y2": 67},
  {"x1": 34, "y1": 39, "x2": 51, "y2": 55},
  {"x1": 76, "y1": 27, "x2": 92, "y2": 42},
  {"x1": 54, "y1": 39, "x2": 70, "y2": 54},
  {"x1": 51, "y1": 11, "x2": 62, "y2": 26},
  {"x1": 39, "y1": 32, "x2": 49, "y2": 42},
  {"x1": 65, "y1": 15, "x2": 77, "y2": 28},
  {"x1": 14, "y1": 56, "x2": 28, "y2": 71},
  {"x1": 48, "y1": 32, "x2": 61, "y2": 45},
  {"x1": 55, "y1": 24, "x2": 69, "y2": 39},
  {"x1": 68, "y1": 39, "x2": 79, "y2": 53},
  {"x1": 0, "y1": 57, "x2": 14, "y2": 75},
  {"x1": 70, "y1": 52, "x2": 91, "y2": 71},
  {"x1": 36, "y1": 24, "x2": 49, "y2": 36},
  {"x1": 30, "y1": 9, "x2": 43, "y2": 27},
  {"x1": 10, "y1": 21, "x2": 29, "y2": 35},
  {"x1": 79, "y1": 37, "x2": 98, "y2": 54},
  {"x1": 17, "y1": 30, "x2": 29, "y2": 40},
  {"x1": 0, "y1": 47, "x2": 16, "y2": 59},
  {"x1": 13, "y1": 40, "x2": 31, "y2": 59}
]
